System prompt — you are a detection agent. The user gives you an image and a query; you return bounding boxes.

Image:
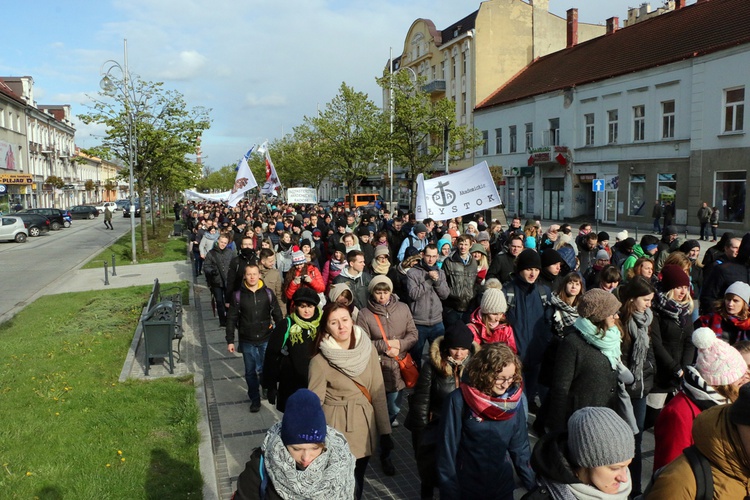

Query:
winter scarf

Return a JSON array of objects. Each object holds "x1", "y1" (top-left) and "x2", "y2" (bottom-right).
[
  {"x1": 575, "y1": 317, "x2": 623, "y2": 370},
  {"x1": 319, "y1": 325, "x2": 372, "y2": 378},
  {"x1": 550, "y1": 293, "x2": 579, "y2": 334},
  {"x1": 263, "y1": 422, "x2": 356, "y2": 500},
  {"x1": 371, "y1": 258, "x2": 391, "y2": 276},
  {"x1": 699, "y1": 312, "x2": 750, "y2": 342},
  {"x1": 567, "y1": 472, "x2": 632, "y2": 500},
  {"x1": 624, "y1": 308, "x2": 653, "y2": 395},
  {"x1": 278, "y1": 240, "x2": 293, "y2": 253},
  {"x1": 652, "y1": 290, "x2": 691, "y2": 329},
  {"x1": 681, "y1": 365, "x2": 727, "y2": 411},
  {"x1": 460, "y1": 383, "x2": 523, "y2": 422},
  {"x1": 328, "y1": 257, "x2": 346, "y2": 273},
  {"x1": 288, "y1": 310, "x2": 322, "y2": 346},
  {"x1": 418, "y1": 259, "x2": 439, "y2": 273}
]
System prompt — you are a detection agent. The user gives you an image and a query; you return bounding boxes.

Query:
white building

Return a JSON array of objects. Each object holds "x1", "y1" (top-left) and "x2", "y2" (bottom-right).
[{"x1": 474, "y1": 0, "x2": 750, "y2": 232}]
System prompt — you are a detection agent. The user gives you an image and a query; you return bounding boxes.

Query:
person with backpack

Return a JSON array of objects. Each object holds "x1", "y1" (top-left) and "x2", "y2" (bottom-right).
[
  {"x1": 263, "y1": 288, "x2": 322, "y2": 413},
  {"x1": 232, "y1": 389, "x2": 356, "y2": 500},
  {"x1": 644, "y1": 383, "x2": 750, "y2": 499},
  {"x1": 226, "y1": 263, "x2": 284, "y2": 413}
]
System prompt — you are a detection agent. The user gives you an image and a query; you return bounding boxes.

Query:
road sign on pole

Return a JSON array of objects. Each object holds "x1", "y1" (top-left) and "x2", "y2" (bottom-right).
[{"x1": 592, "y1": 179, "x2": 605, "y2": 192}]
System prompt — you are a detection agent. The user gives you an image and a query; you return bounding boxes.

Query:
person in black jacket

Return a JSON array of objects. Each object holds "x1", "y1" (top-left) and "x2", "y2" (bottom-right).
[
  {"x1": 226, "y1": 263, "x2": 284, "y2": 412},
  {"x1": 263, "y1": 288, "x2": 321, "y2": 412},
  {"x1": 405, "y1": 323, "x2": 478, "y2": 499},
  {"x1": 203, "y1": 232, "x2": 235, "y2": 327},
  {"x1": 225, "y1": 234, "x2": 258, "y2": 303},
  {"x1": 486, "y1": 234, "x2": 524, "y2": 285},
  {"x1": 700, "y1": 232, "x2": 750, "y2": 314}
]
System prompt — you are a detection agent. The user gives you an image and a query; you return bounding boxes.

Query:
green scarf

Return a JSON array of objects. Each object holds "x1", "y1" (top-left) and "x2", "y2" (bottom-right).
[
  {"x1": 574, "y1": 316, "x2": 622, "y2": 369},
  {"x1": 288, "y1": 310, "x2": 322, "y2": 345}
]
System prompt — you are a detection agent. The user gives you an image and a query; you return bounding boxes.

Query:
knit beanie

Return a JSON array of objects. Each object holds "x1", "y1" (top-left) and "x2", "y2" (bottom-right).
[
  {"x1": 253, "y1": 220, "x2": 263, "y2": 229},
  {"x1": 368, "y1": 274, "x2": 393, "y2": 294},
  {"x1": 292, "y1": 287, "x2": 320, "y2": 307},
  {"x1": 567, "y1": 407, "x2": 635, "y2": 468},
  {"x1": 476, "y1": 231, "x2": 490, "y2": 243},
  {"x1": 621, "y1": 237, "x2": 636, "y2": 252},
  {"x1": 660, "y1": 264, "x2": 690, "y2": 291},
  {"x1": 558, "y1": 246, "x2": 578, "y2": 272},
  {"x1": 616, "y1": 230, "x2": 629, "y2": 242},
  {"x1": 470, "y1": 242, "x2": 488, "y2": 257},
  {"x1": 444, "y1": 322, "x2": 474, "y2": 349},
  {"x1": 413, "y1": 223, "x2": 428, "y2": 235},
  {"x1": 679, "y1": 239, "x2": 700, "y2": 255},
  {"x1": 541, "y1": 249, "x2": 564, "y2": 267},
  {"x1": 515, "y1": 249, "x2": 542, "y2": 272},
  {"x1": 725, "y1": 281, "x2": 750, "y2": 305},
  {"x1": 595, "y1": 249, "x2": 610, "y2": 261},
  {"x1": 577, "y1": 289, "x2": 622, "y2": 323},
  {"x1": 299, "y1": 238, "x2": 311, "y2": 249},
  {"x1": 597, "y1": 231, "x2": 610, "y2": 242},
  {"x1": 281, "y1": 389, "x2": 327, "y2": 445},
  {"x1": 467, "y1": 221, "x2": 478, "y2": 231},
  {"x1": 524, "y1": 235, "x2": 537, "y2": 249},
  {"x1": 692, "y1": 328, "x2": 748, "y2": 386},
  {"x1": 291, "y1": 246, "x2": 306, "y2": 266},
  {"x1": 374, "y1": 245, "x2": 390, "y2": 259},
  {"x1": 334, "y1": 242, "x2": 346, "y2": 255},
  {"x1": 666, "y1": 225, "x2": 679, "y2": 235},
  {"x1": 275, "y1": 221, "x2": 285, "y2": 231},
  {"x1": 437, "y1": 238, "x2": 452, "y2": 253},
  {"x1": 481, "y1": 288, "x2": 508, "y2": 315}
]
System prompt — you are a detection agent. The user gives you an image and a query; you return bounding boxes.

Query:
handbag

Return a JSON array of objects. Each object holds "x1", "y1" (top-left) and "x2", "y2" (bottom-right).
[{"x1": 373, "y1": 315, "x2": 419, "y2": 388}]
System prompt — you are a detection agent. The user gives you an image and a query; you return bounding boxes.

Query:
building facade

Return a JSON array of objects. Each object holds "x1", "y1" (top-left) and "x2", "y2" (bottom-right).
[{"x1": 474, "y1": 0, "x2": 750, "y2": 232}]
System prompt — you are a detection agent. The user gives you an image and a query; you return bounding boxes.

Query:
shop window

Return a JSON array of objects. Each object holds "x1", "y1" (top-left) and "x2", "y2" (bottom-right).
[
  {"x1": 657, "y1": 173, "x2": 677, "y2": 205},
  {"x1": 629, "y1": 174, "x2": 646, "y2": 216},
  {"x1": 714, "y1": 171, "x2": 746, "y2": 222}
]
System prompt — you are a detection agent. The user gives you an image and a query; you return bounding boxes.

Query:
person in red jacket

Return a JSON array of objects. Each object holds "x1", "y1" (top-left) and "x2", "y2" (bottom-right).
[
  {"x1": 284, "y1": 247, "x2": 325, "y2": 308},
  {"x1": 652, "y1": 327, "x2": 750, "y2": 471},
  {"x1": 466, "y1": 284, "x2": 517, "y2": 352}
]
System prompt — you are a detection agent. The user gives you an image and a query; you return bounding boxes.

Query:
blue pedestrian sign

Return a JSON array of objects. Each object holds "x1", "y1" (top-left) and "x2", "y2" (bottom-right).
[{"x1": 592, "y1": 179, "x2": 605, "y2": 192}]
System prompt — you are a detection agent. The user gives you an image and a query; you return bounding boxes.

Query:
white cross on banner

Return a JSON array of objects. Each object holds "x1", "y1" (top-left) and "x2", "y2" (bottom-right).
[{"x1": 415, "y1": 161, "x2": 502, "y2": 220}]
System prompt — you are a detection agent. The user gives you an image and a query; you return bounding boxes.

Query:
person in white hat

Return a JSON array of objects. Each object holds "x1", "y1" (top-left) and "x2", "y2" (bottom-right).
[{"x1": 696, "y1": 280, "x2": 750, "y2": 344}]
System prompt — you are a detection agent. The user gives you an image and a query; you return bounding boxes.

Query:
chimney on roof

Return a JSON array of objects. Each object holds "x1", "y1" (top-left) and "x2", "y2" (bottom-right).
[
  {"x1": 606, "y1": 17, "x2": 619, "y2": 34},
  {"x1": 567, "y1": 9, "x2": 578, "y2": 48},
  {"x1": 675, "y1": 0, "x2": 685, "y2": 8}
]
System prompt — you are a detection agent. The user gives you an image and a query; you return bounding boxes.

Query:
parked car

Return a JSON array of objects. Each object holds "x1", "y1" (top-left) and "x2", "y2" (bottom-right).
[
  {"x1": 69, "y1": 205, "x2": 100, "y2": 219},
  {"x1": 14, "y1": 213, "x2": 51, "y2": 237},
  {"x1": 115, "y1": 199, "x2": 130, "y2": 210},
  {"x1": 123, "y1": 203, "x2": 142, "y2": 218},
  {"x1": 0, "y1": 216, "x2": 28, "y2": 242},
  {"x1": 95, "y1": 201, "x2": 118, "y2": 213},
  {"x1": 19, "y1": 208, "x2": 66, "y2": 231}
]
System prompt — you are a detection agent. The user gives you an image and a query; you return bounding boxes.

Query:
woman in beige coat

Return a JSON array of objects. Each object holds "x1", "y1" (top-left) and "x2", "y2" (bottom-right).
[
  {"x1": 309, "y1": 302, "x2": 392, "y2": 500},
  {"x1": 356, "y1": 274, "x2": 418, "y2": 476}
]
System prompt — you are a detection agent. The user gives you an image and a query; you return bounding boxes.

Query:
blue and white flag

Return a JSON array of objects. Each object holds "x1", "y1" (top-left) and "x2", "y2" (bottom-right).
[
  {"x1": 415, "y1": 161, "x2": 501, "y2": 220},
  {"x1": 227, "y1": 146, "x2": 259, "y2": 207}
]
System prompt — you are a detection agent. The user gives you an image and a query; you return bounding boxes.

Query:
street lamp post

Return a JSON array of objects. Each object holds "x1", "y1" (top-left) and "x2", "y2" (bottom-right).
[{"x1": 101, "y1": 39, "x2": 137, "y2": 264}]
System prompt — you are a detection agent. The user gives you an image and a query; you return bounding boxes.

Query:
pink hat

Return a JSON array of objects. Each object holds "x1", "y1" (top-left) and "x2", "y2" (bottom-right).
[{"x1": 692, "y1": 328, "x2": 748, "y2": 386}]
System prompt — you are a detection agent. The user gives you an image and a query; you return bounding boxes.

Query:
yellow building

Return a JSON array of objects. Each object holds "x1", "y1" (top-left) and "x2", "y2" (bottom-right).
[{"x1": 388, "y1": 0, "x2": 606, "y2": 172}]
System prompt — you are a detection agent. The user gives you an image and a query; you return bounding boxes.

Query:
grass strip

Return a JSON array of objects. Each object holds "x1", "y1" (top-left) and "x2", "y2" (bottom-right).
[
  {"x1": 83, "y1": 219, "x2": 188, "y2": 269},
  {"x1": 0, "y1": 285, "x2": 201, "y2": 499}
]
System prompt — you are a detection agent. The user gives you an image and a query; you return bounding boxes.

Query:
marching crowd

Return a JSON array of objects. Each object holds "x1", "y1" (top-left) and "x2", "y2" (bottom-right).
[{"x1": 182, "y1": 199, "x2": 750, "y2": 499}]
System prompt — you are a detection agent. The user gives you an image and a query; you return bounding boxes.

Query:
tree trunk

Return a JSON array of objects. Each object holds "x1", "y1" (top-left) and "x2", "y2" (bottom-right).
[{"x1": 138, "y1": 186, "x2": 150, "y2": 254}]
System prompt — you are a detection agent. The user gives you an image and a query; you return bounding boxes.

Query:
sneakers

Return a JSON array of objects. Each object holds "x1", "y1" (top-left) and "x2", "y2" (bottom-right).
[
  {"x1": 250, "y1": 401, "x2": 261, "y2": 413},
  {"x1": 380, "y1": 456, "x2": 396, "y2": 476},
  {"x1": 391, "y1": 419, "x2": 399, "y2": 428}
]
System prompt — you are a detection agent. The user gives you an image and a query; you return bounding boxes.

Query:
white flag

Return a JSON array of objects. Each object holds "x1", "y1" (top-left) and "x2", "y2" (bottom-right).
[
  {"x1": 227, "y1": 147, "x2": 259, "y2": 207},
  {"x1": 414, "y1": 161, "x2": 502, "y2": 220},
  {"x1": 260, "y1": 143, "x2": 282, "y2": 196}
]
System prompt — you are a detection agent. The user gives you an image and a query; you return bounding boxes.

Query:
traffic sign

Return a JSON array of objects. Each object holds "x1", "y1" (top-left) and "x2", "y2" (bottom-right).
[
  {"x1": 0, "y1": 184, "x2": 6, "y2": 193},
  {"x1": 592, "y1": 179, "x2": 605, "y2": 192}
]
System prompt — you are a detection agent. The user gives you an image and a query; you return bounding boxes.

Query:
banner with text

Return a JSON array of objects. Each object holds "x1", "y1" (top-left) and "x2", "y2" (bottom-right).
[
  {"x1": 415, "y1": 161, "x2": 501, "y2": 220},
  {"x1": 286, "y1": 187, "x2": 318, "y2": 204}
]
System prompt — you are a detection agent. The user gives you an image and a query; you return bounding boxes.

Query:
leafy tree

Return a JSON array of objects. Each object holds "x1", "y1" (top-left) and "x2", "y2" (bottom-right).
[
  {"x1": 195, "y1": 164, "x2": 238, "y2": 192},
  {"x1": 84, "y1": 179, "x2": 95, "y2": 193},
  {"x1": 301, "y1": 83, "x2": 386, "y2": 209},
  {"x1": 376, "y1": 70, "x2": 483, "y2": 209},
  {"x1": 45, "y1": 175, "x2": 65, "y2": 189},
  {"x1": 79, "y1": 76, "x2": 210, "y2": 254}
]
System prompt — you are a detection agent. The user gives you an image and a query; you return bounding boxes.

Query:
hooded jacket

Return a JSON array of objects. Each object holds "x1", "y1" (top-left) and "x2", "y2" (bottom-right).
[
  {"x1": 332, "y1": 268, "x2": 372, "y2": 310},
  {"x1": 406, "y1": 263, "x2": 450, "y2": 326},
  {"x1": 644, "y1": 404, "x2": 750, "y2": 499},
  {"x1": 466, "y1": 307, "x2": 517, "y2": 351},
  {"x1": 442, "y1": 251, "x2": 479, "y2": 312},
  {"x1": 700, "y1": 232, "x2": 750, "y2": 313},
  {"x1": 621, "y1": 244, "x2": 647, "y2": 281}
]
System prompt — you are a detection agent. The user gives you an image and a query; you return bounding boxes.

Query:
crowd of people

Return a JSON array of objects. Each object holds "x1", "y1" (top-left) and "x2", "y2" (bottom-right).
[{"x1": 182, "y1": 198, "x2": 750, "y2": 499}]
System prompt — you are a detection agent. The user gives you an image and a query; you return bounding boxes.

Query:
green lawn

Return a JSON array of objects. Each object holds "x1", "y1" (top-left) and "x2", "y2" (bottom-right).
[
  {"x1": 0, "y1": 285, "x2": 201, "y2": 499},
  {"x1": 83, "y1": 219, "x2": 188, "y2": 269}
]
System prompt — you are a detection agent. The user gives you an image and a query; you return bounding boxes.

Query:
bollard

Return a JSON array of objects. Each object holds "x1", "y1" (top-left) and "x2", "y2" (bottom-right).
[
  {"x1": 635, "y1": 225, "x2": 639, "y2": 241},
  {"x1": 111, "y1": 254, "x2": 117, "y2": 276},
  {"x1": 104, "y1": 261, "x2": 110, "y2": 286},
  {"x1": 685, "y1": 229, "x2": 688, "y2": 240}
]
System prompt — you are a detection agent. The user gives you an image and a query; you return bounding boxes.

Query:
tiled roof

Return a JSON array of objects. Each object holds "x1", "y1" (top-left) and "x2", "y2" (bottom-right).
[
  {"x1": 0, "y1": 78, "x2": 25, "y2": 105},
  {"x1": 477, "y1": 0, "x2": 750, "y2": 110}
]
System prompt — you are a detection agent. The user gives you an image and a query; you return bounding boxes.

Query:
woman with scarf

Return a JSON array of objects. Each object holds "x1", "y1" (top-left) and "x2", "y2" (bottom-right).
[
  {"x1": 275, "y1": 231, "x2": 294, "y2": 278},
  {"x1": 617, "y1": 277, "x2": 655, "y2": 496},
  {"x1": 546, "y1": 289, "x2": 627, "y2": 433},
  {"x1": 263, "y1": 288, "x2": 322, "y2": 412},
  {"x1": 369, "y1": 245, "x2": 391, "y2": 277},
  {"x1": 283, "y1": 247, "x2": 325, "y2": 310},
  {"x1": 466, "y1": 284, "x2": 517, "y2": 350},
  {"x1": 648, "y1": 264, "x2": 695, "y2": 425},
  {"x1": 308, "y1": 303, "x2": 392, "y2": 500},
  {"x1": 328, "y1": 282, "x2": 359, "y2": 322},
  {"x1": 652, "y1": 327, "x2": 750, "y2": 471},
  {"x1": 524, "y1": 407, "x2": 635, "y2": 500},
  {"x1": 233, "y1": 388, "x2": 356, "y2": 500},
  {"x1": 437, "y1": 342, "x2": 535, "y2": 500},
  {"x1": 405, "y1": 323, "x2": 478, "y2": 500},
  {"x1": 356, "y1": 275, "x2": 418, "y2": 476},
  {"x1": 696, "y1": 280, "x2": 750, "y2": 344},
  {"x1": 321, "y1": 243, "x2": 346, "y2": 294},
  {"x1": 436, "y1": 237, "x2": 452, "y2": 268}
]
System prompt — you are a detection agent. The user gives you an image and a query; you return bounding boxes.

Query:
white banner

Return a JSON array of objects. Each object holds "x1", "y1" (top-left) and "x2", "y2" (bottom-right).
[
  {"x1": 227, "y1": 147, "x2": 259, "y2": 207},
  {"x1": 184, "y1": 189, "x2": 231, "y2": 202},
  {"x1": 286, "y1": 187, "x2": 318, "y2": 204},
  {"x1": 0, "y1": 140, "x2": 19, "y2": 170},
  {"x1": 415, "y1": 161, "x2": 502, "y2": 220}
]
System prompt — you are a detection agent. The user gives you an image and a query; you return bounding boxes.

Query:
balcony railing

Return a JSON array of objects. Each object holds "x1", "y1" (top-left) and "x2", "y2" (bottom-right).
[{"x1": 423, "y1": 80, "x2": 446, "y2": 94}]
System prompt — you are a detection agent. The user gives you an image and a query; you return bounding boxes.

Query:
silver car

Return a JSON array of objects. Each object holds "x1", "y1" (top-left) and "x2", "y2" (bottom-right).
[{"x1": 0, "y1": 216, "x2": 28, "y2": 242}]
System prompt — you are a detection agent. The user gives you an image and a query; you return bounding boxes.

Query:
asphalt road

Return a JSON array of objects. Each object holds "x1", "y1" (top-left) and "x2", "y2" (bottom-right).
[{"x1": 0, "y1": 214, "x2": 139, "y2": 324}]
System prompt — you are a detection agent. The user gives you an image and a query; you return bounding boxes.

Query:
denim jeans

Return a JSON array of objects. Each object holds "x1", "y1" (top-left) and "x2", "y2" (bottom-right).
[
  {"x1": 442, "y1": 308, "x2": 464, "y2": 328},
  {"x1": 385, "y1": 390, "x2": 404, "y2": 425},
  {"x1": 411, "y1": 322, "x2": 445, "y2": 368},
  {"x1": 653, "y1": 217, "x2": 661, "y2": 233},
  {"x1": 238, "y1": 341, "x2": 267, "y2": 404},
  {"x1": 629, "y1": 396, "x2": 649, "y2": 494}
]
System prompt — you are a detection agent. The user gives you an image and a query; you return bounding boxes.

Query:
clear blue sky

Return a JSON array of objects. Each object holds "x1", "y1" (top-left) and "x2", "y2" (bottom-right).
[{"x1": 1, "y1": 1, "x2": 693, "y2": 170}]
